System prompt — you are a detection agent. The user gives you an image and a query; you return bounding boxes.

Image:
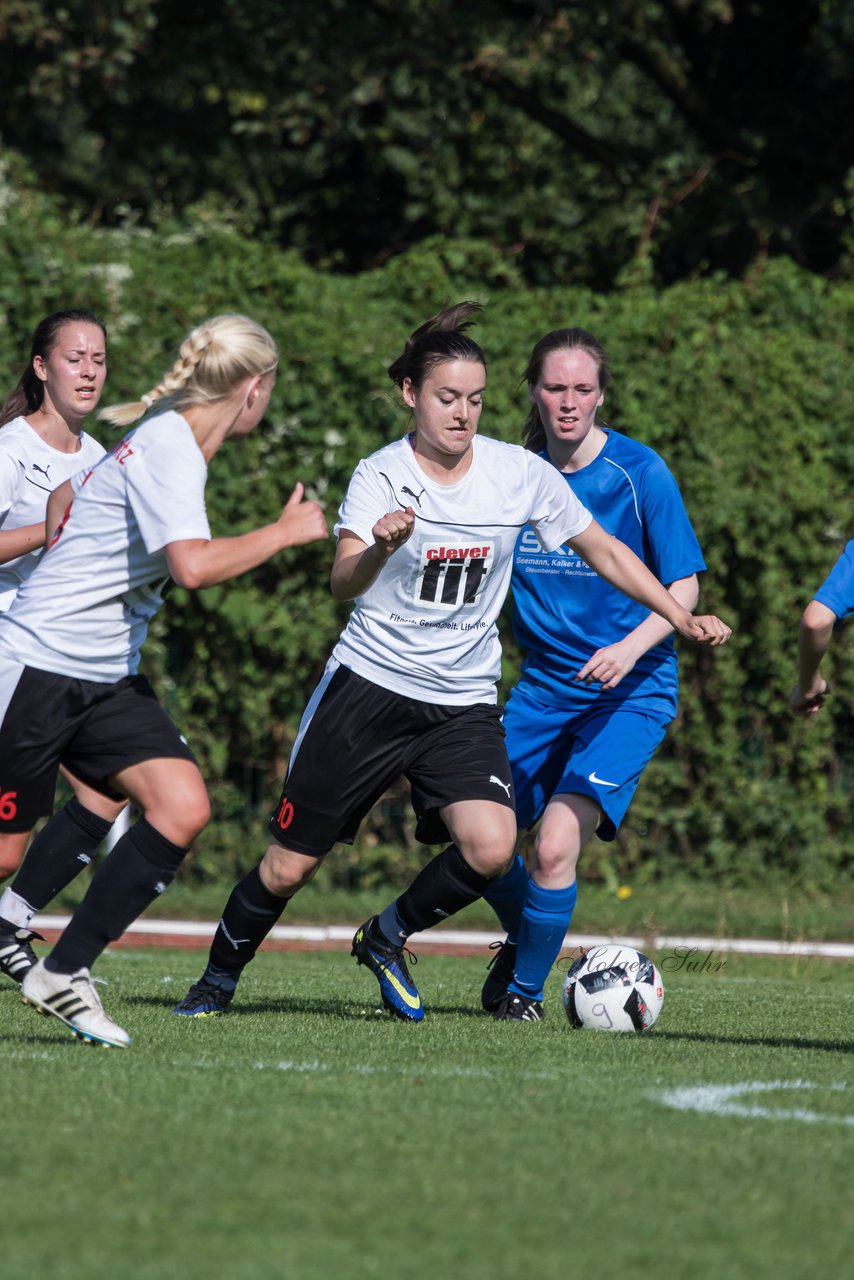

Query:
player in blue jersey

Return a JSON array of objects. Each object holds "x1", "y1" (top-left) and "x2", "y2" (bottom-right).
[
  {"x1": 482, "y1": 326, "x2": 727, "y2": 1021},
  {"x1": 789, "y1": 539, "x2": 853, "y2": 715}
]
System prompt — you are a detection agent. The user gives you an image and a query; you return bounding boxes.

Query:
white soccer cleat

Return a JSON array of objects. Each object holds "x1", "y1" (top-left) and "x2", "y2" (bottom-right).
[{"x1": 21, "y1": 960, "x2": 131, "y2": 1049}]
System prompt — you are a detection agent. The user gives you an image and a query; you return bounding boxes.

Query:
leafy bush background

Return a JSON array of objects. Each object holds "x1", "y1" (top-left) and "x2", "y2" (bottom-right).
[{"x1": 0, "y1": 182, "x2": 850, "y2": 889}]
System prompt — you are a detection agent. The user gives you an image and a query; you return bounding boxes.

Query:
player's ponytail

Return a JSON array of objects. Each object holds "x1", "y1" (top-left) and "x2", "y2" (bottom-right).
[{"x1": 388, "y1": 302, "x2": 486, "y2": 390}]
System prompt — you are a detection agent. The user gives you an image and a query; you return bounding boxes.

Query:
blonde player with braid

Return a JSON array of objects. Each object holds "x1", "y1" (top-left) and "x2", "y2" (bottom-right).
[{"x1": 0, "y1": 314, "x2": 328, "y2": 1048}]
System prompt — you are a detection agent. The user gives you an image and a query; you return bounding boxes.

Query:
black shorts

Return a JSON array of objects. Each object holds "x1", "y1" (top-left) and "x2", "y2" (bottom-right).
[
  {"x1": 268, "y1": 662, "x2": 515, "y2": 857},
  {"x1": 0, "y1": 659, "x2": 197, "y2": 832}
]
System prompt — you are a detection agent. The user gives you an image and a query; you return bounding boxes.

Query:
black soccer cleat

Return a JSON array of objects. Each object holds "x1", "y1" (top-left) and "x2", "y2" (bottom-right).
[
  {"x1": 172, "y1": 978, "x2": 234, "y2": 1017},
  {"x1": 0, "y1": 919, "x2": 44, "y2": 985},
  {"x1": 492, "y1": 991, "x2": 544, "y2": 1022},
  {"x1": 481, "y1": 938, "x2": 517, "y2": 1012}
]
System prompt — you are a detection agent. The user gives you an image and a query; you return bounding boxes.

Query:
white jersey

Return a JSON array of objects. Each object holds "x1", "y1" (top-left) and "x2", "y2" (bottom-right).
[
  {"x1": 0, "y1": 416, "x2": 106, "y2": 612},
  {"x1": 332, "y1": 434, "x2": 592, "y2": 704},
  {"x1": 0, "y1": 411, "x2": 211, "y2": 682}
]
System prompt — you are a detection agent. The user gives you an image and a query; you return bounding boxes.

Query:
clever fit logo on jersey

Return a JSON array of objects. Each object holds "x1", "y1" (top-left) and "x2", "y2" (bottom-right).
[
  {"x1": 415, "y1": 540, "x2": 493, "y2": 611},
  {"x1": 516, "y1": 529, "x2": 593, "y2": 577}
]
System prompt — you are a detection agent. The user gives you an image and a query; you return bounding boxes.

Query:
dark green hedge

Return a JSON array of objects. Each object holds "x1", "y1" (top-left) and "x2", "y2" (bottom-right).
[{"x1": 1, "y1": 187, "x2": 850, "y2": 887}]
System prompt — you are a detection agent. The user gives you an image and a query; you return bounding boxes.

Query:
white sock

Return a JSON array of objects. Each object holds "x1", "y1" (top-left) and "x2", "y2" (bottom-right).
[{"x1": 0, "y1": 888, "x2": 36, "y2": 929}]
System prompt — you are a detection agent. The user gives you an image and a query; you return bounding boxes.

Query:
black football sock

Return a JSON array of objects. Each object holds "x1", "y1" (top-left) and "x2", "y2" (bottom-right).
[
  {"x1": 46, "y1": 818, "x2": 188, "y2": 974},
  {"x1": 378, "y1": 844, "x2": 493, "y2": 943},
  {"x1": 11, "y1": 798, "x2": 115, "y2": 910},
  {"x1": 204, "y1": 864, "x2": 291, "y2": 984}
]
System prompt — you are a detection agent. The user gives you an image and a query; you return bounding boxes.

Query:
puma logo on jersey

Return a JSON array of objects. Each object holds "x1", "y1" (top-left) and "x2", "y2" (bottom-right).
[
  {"x1": 401, "y1": 485, "x2": 426, "y2": 507},
  {"x1": 32, "y1": 462, "x2": 51, "y2": 480},
  {"x1": 489, "y1": 775, "x2": 512, "y2": 797}
]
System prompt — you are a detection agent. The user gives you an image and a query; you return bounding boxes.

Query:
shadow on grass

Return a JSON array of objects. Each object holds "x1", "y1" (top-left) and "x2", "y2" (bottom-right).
[
  {"x1": 0, "y1": 1029, "x2": 95, "y2": 1049},
  {"x1": 123, "y1": 992, "x2": 491, "y2": 1020},
  {"x1": 653, "y1": 1029, "x2": 854, "y2": 1054}
]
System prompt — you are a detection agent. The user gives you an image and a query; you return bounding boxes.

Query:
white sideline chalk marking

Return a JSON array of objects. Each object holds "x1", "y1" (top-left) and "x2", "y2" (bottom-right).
[
  {"x1": 30, "y1": 915, "x2": 854, "y2": 960},
  {"x1": 3, "y1": 1046, "x2": 560, "y2": 1083},
  {"x1": 651, "y1": 1080, "x2": 854, "y2": 1127}
]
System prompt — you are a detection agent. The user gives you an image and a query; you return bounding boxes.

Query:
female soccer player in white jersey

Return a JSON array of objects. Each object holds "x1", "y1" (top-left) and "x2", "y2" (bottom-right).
[
  {"x1": 480, "y1": 327, "x2": 730, "y2": 1021},
  {"x1": 0, "y1": 313, "x2": 328, "y2": 1048},
  {"x1": 174, "y1": 304, "x2": 730, "y2": 1024},
  {"x1": 0, "y1": 310, "x2": 129, "y2": 985}
]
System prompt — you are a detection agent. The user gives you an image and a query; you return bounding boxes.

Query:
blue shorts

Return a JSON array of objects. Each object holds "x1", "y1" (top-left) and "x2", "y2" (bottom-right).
[{"x1": 503, "y1": 680, "x2": 673, "y2": 841}]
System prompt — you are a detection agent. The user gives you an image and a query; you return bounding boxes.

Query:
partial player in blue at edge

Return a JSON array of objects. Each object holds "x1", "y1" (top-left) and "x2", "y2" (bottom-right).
[
  {"x1": 789, "y1": 537, "x2": 852, "y2": 716},
  {"x1": 482, "y1": 326, "x2": 729, "y2": 1021}
]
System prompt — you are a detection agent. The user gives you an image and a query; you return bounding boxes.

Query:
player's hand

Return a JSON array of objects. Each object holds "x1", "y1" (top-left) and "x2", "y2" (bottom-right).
[
  {"x1": 575, "y1": 640, "x2": 639, "y2": 690},
  {"x1": 788, "y1": 678, "x2": 829, "y2": 716},
  {"x1": 372, "y1": 506, "x2": 415, "y2": 556},
  {"x1": 676, "y1": 613, "x2": 732, "y2": 645},
  {"x1": 277, "y1": 482, "x2": 328, "y2": 547}
]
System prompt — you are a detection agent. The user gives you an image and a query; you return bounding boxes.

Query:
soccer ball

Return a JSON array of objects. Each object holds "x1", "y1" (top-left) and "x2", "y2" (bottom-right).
[{"x1": 562, "y1": 944, "x2": 664, "y2": 1033}]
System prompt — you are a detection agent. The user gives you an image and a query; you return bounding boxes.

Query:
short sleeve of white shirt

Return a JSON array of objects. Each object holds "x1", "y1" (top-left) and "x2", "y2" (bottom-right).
[
  {"x1": 334, "y1": 460, "x2": 393, "y2": 546},
  {"x1": 524, "y1": 452, "x2": 592, "y2": 551},
  {"x1": 0, "y1": 450, "x2": 23, "y2": 518},
  {"x1": 123, "y1": 416, "x2": 211, "y2": 552}
]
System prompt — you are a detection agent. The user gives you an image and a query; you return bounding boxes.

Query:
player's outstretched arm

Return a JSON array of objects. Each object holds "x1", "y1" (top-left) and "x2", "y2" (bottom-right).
[
  {"x1": 789, "y1": 599, "x2": 835, "y2": 715},
  {"x1": 330, "y1": 507, "x2": 415, "y2": 602},
  {"x1": 575, "y1": 574, "x2": 701, "y2": 689},
  {"x1": 166, "y1": 482, "x2": 327, "y2": 590},
  {"x1": 569, "y1": 521, "x2": 731, "y2": 645}
]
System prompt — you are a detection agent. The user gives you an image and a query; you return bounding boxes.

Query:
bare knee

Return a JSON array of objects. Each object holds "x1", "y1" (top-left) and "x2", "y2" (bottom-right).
[
  {"x1": 175, "y1": 791, "x2": 211, "y2": 845},
  {"x1": 112, "y1": 760, "x2": 211, "y2": 847},
  {"x1": 531, "y1": 794, "x2": 601, "y2": 886},
  {"x1": 442, "y1": 800, "x2": 517, "y2": 878},
  {"x1": 260, "y1": 842, "x2": 322, "y2": 896},
  {"x1": 533, "y1": 828, "x2": 581, "y2": 883},
  {"x1": 135, "y1": 788, "x2": 209, "y2": 847},
  {"x1": 456, "y1": 827, "x2": 517, "y2": 879}
]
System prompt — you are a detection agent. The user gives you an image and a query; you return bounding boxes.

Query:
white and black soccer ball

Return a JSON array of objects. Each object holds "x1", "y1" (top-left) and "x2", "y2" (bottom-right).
[{"x1": 562, "y1": 944, "x2": 664, "y2": 1033}]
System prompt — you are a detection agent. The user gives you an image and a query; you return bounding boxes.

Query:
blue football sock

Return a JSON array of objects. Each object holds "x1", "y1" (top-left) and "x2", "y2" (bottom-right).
[
  {"x1": 202, "y1": 963, "x2": 238, "y2": 993},
  {"x1": 376, "y1": 901, "x2": 409, "y2": 946},
  {"x1": 509, "y1": 879, "x2": 578, "y2": 1001},
  {"x1": 482, "y1": 853, "x2": 528, "y2": 941}
]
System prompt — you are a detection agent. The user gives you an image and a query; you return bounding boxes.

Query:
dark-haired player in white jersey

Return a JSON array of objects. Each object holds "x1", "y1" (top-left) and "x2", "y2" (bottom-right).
[
  {"x1": 0, "y1": 309, "x2": 128, "y2": 986},
  {"x1": 0, "y1": 313, "x2": 327, "y2": 1048},
  {"x1": 174, "y1": 304, "x2": 731, "y2": 1024}
]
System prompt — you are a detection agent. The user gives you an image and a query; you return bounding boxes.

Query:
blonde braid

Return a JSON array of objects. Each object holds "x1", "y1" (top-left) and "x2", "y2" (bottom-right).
[
  {"x1": 98, "y1": 327, "x2": 214, "y2": 428},
  {"x1": 98, "y1": 314, "x2": 277, "y2": 428}
]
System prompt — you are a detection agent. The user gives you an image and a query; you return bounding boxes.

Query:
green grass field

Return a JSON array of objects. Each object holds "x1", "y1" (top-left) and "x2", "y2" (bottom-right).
[{"x1": 2, "y1": 946, "x2": 851, "y2": 1280}]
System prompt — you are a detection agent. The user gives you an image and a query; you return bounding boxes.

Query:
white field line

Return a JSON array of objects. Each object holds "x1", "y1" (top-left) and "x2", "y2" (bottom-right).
[
  {"x1": 1, "y1": 1046, "x2": 563, "y2": 1082},
  {"x1": 30, "y1": 914, "x2": 854, "y2": 960},
  {"x1": 651, "y1": 1080, "x2": 854, "y2": 1128}
]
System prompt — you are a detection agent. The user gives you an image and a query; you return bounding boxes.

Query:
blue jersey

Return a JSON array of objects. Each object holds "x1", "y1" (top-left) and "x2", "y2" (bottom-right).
[
  {"x1": 511, "y1": 429, "x2": 706, "y2": 713},
  {"x1": 814, "y1": 539, "x2": 854, "y2": 622}
]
